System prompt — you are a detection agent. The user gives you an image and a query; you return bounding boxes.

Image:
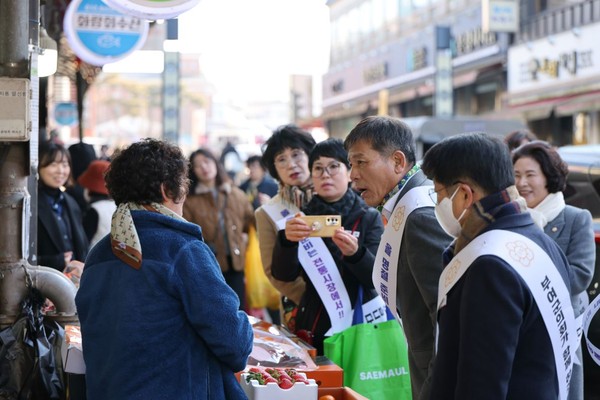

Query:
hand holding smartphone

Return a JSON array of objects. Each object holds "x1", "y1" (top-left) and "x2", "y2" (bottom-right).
[{"x1": 297, "y1": 215, "x2": 342, "y2": 237}]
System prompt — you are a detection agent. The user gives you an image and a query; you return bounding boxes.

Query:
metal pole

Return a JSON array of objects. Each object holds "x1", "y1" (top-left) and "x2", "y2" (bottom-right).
[{"x1": 0, "y1": 0, "x2": 77, "y2": 328}]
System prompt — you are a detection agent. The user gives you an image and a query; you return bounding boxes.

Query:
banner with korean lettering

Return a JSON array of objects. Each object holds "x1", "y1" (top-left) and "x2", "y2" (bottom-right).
[
  {"x1": 297, "y1": 237, "x2": 352, "y2": 334},
  {"x1": 373, "y1": 186, "x2": 434, "y2": 322}
]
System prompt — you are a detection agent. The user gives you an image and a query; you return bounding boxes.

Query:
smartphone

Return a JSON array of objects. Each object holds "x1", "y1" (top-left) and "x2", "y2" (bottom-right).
[{"x1": 299, "y1": 215, "x2": 342, "y2": 237}]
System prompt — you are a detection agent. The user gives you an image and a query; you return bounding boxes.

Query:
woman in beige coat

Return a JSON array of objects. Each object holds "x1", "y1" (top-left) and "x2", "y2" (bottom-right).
[
  {"x1": 183, "y1": 148, "x2": 255, "y2": 309},
  {"x1": 255, "y1": 125, "x2": 316, "y2": 328}
]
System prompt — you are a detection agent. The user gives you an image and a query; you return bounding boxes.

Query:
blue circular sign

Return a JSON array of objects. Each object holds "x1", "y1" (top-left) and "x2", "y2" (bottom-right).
[
  {"x1": 54, "y1": 102, "x2": 79, "y2": 126},
  {"x1": 64, "y1": 0, "x2": 149, "y2": 66}
]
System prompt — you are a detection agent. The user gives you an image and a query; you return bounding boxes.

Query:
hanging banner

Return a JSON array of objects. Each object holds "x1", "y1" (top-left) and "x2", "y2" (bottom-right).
[
  {"x1": 64, "y1": 0, "x2": 149, "y2": 66},
  {"x1": 102, "y1": 0, "x2": 200, "y2": 20}
]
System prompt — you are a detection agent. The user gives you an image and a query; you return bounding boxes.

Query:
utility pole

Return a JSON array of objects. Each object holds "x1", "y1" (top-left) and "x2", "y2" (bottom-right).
[{"x1": 0, "y1": 0, "x2": 76, "y2": 329}]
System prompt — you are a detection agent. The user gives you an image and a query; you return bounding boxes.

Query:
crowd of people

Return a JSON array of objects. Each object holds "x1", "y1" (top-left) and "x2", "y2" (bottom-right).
[{"x1": 39, "y1": 118, "x2": 596, "y2": 399}]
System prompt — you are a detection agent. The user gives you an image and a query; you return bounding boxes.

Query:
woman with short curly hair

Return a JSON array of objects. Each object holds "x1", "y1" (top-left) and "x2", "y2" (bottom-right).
[{"x1": 76, "y1": 138, "x2": 253, "y2": 400}]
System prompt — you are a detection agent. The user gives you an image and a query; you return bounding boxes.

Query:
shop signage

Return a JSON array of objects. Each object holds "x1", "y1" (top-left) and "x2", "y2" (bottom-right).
[
  {"x1": 64, "y1": 0, "x2": 149, "y2": 66},
  {"x1": 407, "y1": 47, "x2": 428, "y2": 72},
  {"x1": 102, "y1": 0, "x2": 200, "y2": 20},
  {"x1": 508, "y1": 24, "x2": 600, "y2": 93},
  {"x1": 363, "y1": 62, "x2": 388, "y2": 84},
  {"x1": 482, "y1": 0, "x2": 519, "y2": 33},
  {"x1": 331, "y1": 80, "x2": 344, "y2": 94},
  {"x1": 455, "y1": 27, "x2": 497, "y2": 56}
]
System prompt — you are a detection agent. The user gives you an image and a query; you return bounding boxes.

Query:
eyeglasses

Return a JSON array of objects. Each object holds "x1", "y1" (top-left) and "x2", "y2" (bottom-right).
[
  {"x1": 428, "y1": 182, "x2": 460, "y2": 205},
  {"x1": 274, "y1": 149, "x2": 306, "y2": 168},
  {"x1": 312, "y1": 162, "x2": 343, "y2": 178}
]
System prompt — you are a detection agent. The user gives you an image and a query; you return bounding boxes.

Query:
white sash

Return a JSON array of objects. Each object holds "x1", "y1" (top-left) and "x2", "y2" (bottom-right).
[
  {"x1": 583, "y1": 293, "x2": 600, "y2": 366},
  {"x1": 263, "y1": 200, "x2": 387, "y2": 334},
  {"x1": 438, "y1": 230, "x2": 576, "y2": 400},
  {"x1": 373, "y1": 186, "x2": 434, "y2": 322},
  {"x1": 296, "y1": 236, "x2": 351, "y2": 334},
  {"x1": 262, "y1": 201, "x2": 299, "y2": 232}
]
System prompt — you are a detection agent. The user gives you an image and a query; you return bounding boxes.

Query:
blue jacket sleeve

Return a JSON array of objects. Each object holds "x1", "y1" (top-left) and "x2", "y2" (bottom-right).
[{"x1": 173, "y1": 240, "x2": 253, "y2": 373}]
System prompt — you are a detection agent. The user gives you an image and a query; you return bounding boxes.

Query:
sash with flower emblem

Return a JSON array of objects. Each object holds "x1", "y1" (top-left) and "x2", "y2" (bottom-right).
[
  {"x1": 438, "y1": 230, "x2": 576, "y2": 400},
  {"x1": 373, "y1": 186, "x2": 434, "y2": 322}
]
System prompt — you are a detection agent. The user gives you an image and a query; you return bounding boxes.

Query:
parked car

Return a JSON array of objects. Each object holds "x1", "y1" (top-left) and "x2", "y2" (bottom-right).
[{"x1": 558, "y1": 144, "x2": 600, "y2": 399}]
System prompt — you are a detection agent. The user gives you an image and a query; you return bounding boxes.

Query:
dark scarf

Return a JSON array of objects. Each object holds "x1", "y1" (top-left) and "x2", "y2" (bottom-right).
[
  {"x1": 39, "y1": 184, "x2": 66, "y2": 215},
  {"x1": 302, "y1": 188, "x2": 368, "y2": 260},
  {"x1": 453, "y1": 185, "x2": 527, "y2": 254}
]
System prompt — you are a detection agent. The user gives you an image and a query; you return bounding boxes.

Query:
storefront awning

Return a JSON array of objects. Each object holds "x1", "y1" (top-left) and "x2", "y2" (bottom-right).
[
  {"x1": 504, "y1": 89, "x2": 600, "y2": 120},
  {"x1": 555, "y1": 91, "x2": 600, "y2": 116}
]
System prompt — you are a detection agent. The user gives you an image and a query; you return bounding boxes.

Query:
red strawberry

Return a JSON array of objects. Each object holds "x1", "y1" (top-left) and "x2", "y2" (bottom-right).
[
  {"x1": 294, "y1": 377, "x2": 309, "y2": 384},
  {"x1": 249, "y1": 367, "x2": 262, "y2": 373},
  {"x1": 264, "y1": 377, "x2": 278, "y2": 385},
  {"x1": 278, "y1": 379, "x2": 294, "y2": 389}
]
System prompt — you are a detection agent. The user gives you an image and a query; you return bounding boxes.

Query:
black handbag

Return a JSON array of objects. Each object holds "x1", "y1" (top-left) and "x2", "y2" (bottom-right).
[{"x1": 0, "y1": 287, "x2": 65, "y2": 400}]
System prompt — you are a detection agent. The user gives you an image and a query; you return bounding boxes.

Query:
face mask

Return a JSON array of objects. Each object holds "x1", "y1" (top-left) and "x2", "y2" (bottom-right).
[{"x1": 434, "y1": 186, "x2": 467, "y2": 238}]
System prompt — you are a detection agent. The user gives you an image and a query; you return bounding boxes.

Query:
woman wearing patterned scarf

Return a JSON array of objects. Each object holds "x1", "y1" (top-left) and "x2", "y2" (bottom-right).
[
  {"x1": 271, "y1": 138, "x2": 384, "y2": 354},
  {"x1": 513, "y1": 140, "x2": 595, "y2": 400},
  {"x1": 75, "y1": 139, "x2": 252, "y2": 400},
  {"x1": 255, "y1": 124, "x2": 316, "y2": 326}
]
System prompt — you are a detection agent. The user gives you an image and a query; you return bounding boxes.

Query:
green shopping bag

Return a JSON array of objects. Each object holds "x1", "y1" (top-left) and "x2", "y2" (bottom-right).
[{"x1": 324, "y1": 287, "x2": 412, "y2": 400}]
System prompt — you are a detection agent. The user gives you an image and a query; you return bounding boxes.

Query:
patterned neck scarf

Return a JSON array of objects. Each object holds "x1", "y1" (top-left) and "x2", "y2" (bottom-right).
[
  {"x1": 280, "y1": 181, "x2": 314, "y2": 210},
  {"x1": 376, "y1": 164, "x2": 420, "y2": 213},
  {"x1": 454, "y1": 185, "x2": 527, "y2": 253},
  {"x1": 110, "y1": 202, "x2": 185, "y2": 269}
]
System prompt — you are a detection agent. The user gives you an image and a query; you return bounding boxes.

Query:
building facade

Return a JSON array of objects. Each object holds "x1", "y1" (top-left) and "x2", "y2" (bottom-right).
[
  {"x1": 507, "y1": 0, "x2": 600, "y2": 145},
  {"x1": 323, "y1": 0, "x2": 600, "y2": 145}
]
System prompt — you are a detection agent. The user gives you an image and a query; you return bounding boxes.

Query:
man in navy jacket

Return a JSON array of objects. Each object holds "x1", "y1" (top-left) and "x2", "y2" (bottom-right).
[{"x1": 421, "y1": 132, "x2": 572, "y2": 400}]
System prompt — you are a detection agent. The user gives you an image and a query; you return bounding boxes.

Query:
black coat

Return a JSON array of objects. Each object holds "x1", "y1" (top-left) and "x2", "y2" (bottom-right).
[
  {"x1": 272, "y1": 189, "x2": 384, "y2": 354},
  {"x1": 37, "y1": 189, "x2": 89, "y2": 271},
  {"x1": 431, "y1": 211, "x2": 571, "y2": 399}
]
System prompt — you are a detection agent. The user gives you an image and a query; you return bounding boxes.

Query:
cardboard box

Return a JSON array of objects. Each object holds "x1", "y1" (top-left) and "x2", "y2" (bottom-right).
[
  {"x1": 318, "y1": 387, "x2": 369, "y2": 400},
  {"x1": 300, "y1": 356, "x2": 343, "y2": 388},
  {"x1": 61, "y1": 325, "x2": 86, "y2": 374}
]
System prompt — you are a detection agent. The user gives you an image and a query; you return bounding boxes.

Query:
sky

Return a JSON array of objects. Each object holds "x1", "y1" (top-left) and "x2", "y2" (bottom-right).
[{"x1": 177, "y1": 0, "x2": 331, "y2": 105}]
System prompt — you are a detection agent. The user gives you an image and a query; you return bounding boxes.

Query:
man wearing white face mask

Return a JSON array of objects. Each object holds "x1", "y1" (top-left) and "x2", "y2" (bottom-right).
[{"x1": 421, "y1": 132, "x2": 574, "y2": 400}]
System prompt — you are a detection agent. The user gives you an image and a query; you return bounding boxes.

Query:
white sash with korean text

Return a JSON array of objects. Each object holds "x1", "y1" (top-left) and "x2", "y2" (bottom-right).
[
  {"x1": 373, "y1": 186, "x2": 434, "y2": 322},
  {"x1": 583, "y1": 292, "x2": 600, "y2": 366},
  {"x1": 263, "y1": 200, "x2": 387, "y2": 334},
  {"x1": 437, "y1": 230, "x2": 576, "y2": 400},
  {"x1": 262, "y1": 200, "x2": 299, "y2": 232},
  {"x1": 262, "y1": 201, "x2": 351, "y2": 333}
]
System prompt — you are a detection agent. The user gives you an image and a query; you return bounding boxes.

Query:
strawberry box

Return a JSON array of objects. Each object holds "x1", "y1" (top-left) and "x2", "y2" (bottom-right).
[{"x1": 240, "y1": 367, "x2": 318, "y2": 400}]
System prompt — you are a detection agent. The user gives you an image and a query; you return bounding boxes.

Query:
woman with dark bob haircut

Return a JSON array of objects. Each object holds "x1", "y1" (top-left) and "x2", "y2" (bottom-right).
[
  {"x1": 255, "y1": 124, "x2": 316, "y2": 327},
  {"x1": 76, "y1": 138, "x2": 253, "y2": 400},
  {"x1": 513, "y1": 140, "x2": 595, "y2": 400}
]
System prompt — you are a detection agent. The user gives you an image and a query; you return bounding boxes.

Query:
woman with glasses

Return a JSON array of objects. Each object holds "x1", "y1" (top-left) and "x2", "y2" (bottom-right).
[
  {"x1": 255, "y1": 125, "x2": 316, "y2": 326},
  {"x1": 270, "y1": 138, "x2": 384, "y2": 354},
  {"x1": 513, "y1": 141, "x2": 595, "y2": 400}
]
